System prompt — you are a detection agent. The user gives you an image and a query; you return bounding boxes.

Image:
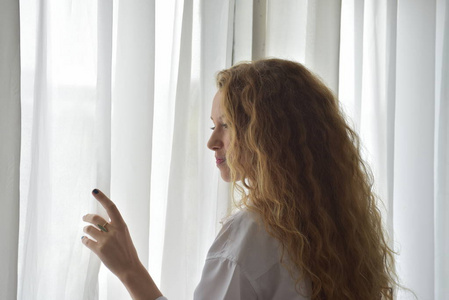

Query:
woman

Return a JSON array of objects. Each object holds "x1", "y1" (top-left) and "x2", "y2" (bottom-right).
[{"x1": 82, "y1": 58, "x2": 397, "y2": 299}]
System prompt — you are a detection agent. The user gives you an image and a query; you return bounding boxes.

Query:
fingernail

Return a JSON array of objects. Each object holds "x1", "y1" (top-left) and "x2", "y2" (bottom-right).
[
  {"x1": 81, "y1": 236, "x2": 85, "y2": 240},
  {"x1": 93, "y1": 189, "x2": 99, "y2": 194}
]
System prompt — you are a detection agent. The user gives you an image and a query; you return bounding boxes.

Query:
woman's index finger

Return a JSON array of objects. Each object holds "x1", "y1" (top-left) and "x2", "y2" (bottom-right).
[{"x1": 92, "y1": 189, "x2": 125, "y2": 224}]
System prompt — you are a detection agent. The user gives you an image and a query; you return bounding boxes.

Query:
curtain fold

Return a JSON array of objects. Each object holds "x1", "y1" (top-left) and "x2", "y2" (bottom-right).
[
  {"x1": 435, "y1": 0, "x2": 449, "y2": 298},
  {"x1": 158, "y1": 0, "x2": 234, "y2": 298},
  {"x1": 0, "y1": 0, "x2": 20, "y2": 299},
  {"x1": 106, "y1": 0, "x2": 156, "y2": 298},
  {"x1": 19, "y1": 0, "x2": 99, "y2": 298},
  {"x1": 338, "y1": 0, "x2": 365, "y2": 128},
  {"x1": 84, "y1": 1, "x2": 113, "y2": 299},
  {"x1": 393, "y1": 0, "x2": 436, "y2": 298},
  {"x1": 304, "y1": 0, "x2": 341, "y2": 93},
  {"x1": 336, "y1": 0, "x2": 399, "y2": 243}
]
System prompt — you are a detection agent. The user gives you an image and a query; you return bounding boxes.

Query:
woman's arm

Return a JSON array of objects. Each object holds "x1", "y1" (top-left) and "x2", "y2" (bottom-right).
[
  {"x1": 81, "y1": 189, "x2": 163, "y2": 300},
  {"x1": 119, "y1": 263, "x2": 163, "y2": 300}
]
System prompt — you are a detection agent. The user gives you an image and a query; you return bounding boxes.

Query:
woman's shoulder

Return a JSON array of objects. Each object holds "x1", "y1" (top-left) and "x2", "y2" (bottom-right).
[
  {"x1": 207, "y1": 209, "x2": 281, "y2": 275},
  {"x1": 201, "y1": 209, "x2": 311, "y2": 299}
]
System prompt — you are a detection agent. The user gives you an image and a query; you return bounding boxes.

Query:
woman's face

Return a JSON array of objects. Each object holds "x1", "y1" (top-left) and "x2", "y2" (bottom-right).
[{"x1": 207, "y1": 91, "x2": 231, "y2": 182}]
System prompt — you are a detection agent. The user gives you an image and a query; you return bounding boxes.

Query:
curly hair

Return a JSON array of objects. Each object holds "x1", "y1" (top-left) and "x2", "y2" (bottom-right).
[{"x1": 216, "y1": 59, "x2": 397, "y2": 299}]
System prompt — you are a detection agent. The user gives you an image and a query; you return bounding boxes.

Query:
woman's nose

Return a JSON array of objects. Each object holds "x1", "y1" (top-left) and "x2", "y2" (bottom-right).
[{"x1": 207, "y1": 132, "x2": 223, "y2": 151}]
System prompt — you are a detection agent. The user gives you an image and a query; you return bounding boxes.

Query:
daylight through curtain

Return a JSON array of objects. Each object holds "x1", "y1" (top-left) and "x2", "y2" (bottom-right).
[{"x1": 0, "y1": 0, "x2": 446, "y2": 299}]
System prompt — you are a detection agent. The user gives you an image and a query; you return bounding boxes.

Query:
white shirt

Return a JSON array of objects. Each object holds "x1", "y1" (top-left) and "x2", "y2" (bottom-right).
[{"x1": 157, "y1": 210, "x2": 310, "y2": 300}]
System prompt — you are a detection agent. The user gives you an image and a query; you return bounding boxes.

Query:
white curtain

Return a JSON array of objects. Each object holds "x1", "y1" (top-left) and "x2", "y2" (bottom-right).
[
  {"x1": 0, "y1": 0, "x2": 445, "y2": 299},
  {"x1": 17, "y1": 0, "x2": 232, "y2": 299},
  {"x1": 337, "y1": 1, "x2": 448, "y2": 299},
  {"x1": 0, "y1": 0, "x2": 20, "y2": 299}
]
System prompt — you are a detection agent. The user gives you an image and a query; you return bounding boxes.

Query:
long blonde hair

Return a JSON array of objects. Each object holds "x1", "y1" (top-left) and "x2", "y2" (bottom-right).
[{"x1": 217, "y1": 59, "x2": 397, "y2": 299}]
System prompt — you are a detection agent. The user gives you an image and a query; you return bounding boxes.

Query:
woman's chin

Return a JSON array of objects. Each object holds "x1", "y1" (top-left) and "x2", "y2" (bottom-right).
[
  {"x1": 219, "y1": 168, "x2": 241, "y2": 182},
  {"x1": 217, "y1": 162, "x2": 231, "y2": 182},
  {"x1": 219, "y1": 171, "x2": 231, "y2": 182}
]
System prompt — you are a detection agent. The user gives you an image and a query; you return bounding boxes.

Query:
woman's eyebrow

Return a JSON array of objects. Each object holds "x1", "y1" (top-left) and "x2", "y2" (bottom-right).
[{"x1": 210, "y1": 115, "x2": 225, "y2": 121}]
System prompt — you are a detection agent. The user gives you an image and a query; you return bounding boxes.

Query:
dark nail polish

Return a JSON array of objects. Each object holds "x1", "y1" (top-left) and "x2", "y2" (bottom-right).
[
  {"x1": 81, "y1": 236, "x2": 85, "y2": 240},
  {"x1": 93, "y1": 189, "x2": 99, "y2": 194}
]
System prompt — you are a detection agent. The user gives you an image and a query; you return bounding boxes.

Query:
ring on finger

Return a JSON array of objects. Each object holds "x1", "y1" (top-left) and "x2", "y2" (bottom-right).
[{"x1": 97, "y1": 222, "x2": 109, "y2": 232}]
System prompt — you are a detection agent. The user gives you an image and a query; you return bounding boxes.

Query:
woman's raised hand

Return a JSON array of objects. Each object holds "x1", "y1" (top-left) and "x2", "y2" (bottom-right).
[
  {"x1": 81, "y1": 189, "x2": 163, "y2": 300},
  {"x1": 81, "y1": 189, "x2": 142, "y2": 281}
]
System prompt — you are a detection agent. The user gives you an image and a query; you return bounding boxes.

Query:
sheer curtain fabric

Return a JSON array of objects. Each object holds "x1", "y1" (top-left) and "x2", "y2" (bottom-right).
[{"x1": 0, "y1": 0, "x2": 447, "y2": 299}]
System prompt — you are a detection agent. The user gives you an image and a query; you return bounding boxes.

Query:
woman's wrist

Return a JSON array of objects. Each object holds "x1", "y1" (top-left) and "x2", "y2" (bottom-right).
[{"x1": 120, "y1": 263, "x2": 163, "y2": 300}]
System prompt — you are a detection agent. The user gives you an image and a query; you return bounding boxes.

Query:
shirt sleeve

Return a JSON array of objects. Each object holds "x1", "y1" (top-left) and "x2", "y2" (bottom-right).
[{"x1": 193, "y1": 257, "x2": 258, "y2": 300}]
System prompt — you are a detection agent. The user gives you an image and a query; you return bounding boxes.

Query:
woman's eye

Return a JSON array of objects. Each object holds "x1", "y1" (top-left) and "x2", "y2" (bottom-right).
[{"x1": 210, "y1": 123, "x2": 227, "y2": 130}]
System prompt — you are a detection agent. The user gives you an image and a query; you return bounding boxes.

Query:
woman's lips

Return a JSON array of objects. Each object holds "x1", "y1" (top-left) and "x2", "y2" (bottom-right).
[{"x1": 216, "y1": 158, "x2": 226, "y2": 165}]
